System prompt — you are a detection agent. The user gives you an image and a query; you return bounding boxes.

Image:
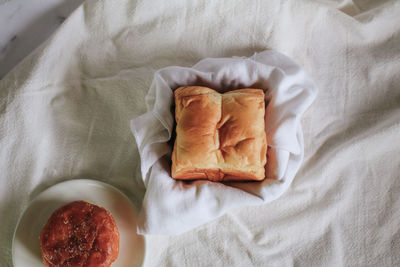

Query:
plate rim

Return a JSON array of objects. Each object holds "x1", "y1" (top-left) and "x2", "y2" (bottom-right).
[{"x1": 12, "y1": 178, "x2": 137, "y2": 267}]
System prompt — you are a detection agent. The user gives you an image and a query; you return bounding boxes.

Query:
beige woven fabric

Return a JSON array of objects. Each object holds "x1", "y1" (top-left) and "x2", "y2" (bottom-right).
[{"x1": 1, "y1": 0, "x2": 399, "y2": 266}]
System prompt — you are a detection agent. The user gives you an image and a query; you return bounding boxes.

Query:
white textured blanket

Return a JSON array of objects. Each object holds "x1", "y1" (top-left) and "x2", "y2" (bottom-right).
[{"x1": 1, "y1": 0, "x2": 399, "y2": 266}]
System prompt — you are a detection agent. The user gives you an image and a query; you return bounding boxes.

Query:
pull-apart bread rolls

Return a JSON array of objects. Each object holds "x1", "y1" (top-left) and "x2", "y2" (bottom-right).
[{"x1": 172, "y1": 86, "x2": 267, "y2": 182}]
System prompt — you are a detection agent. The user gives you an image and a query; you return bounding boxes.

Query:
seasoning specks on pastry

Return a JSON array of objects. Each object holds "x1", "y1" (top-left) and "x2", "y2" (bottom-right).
[{"x1": 39, "y1": 200, "x2": 119, "y2": 267}]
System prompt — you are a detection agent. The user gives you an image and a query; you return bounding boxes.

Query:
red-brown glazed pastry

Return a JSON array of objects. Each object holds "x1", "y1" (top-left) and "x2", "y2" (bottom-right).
[{"x1": 39, "y1": 201, "x2": 119, "y2": 267}]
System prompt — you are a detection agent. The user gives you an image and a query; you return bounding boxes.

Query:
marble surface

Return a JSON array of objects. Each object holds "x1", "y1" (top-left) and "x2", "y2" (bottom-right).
[{"x1": 0, "y1": 0, "x2": 85, "y2": 79}]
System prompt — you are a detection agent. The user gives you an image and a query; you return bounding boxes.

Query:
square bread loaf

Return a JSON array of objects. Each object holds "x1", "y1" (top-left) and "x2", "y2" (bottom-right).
[{"x1": 171, "y1": 86, "x2": 267, "y2": 182}]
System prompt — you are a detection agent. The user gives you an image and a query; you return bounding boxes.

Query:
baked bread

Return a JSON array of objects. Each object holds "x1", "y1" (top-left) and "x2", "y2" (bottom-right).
[
  {"x1": 172, "y1": 86, "x2": 267, "y2": 181},
  {"x1": 40, "y1": 201, "x2": 119, "y2": 267}
]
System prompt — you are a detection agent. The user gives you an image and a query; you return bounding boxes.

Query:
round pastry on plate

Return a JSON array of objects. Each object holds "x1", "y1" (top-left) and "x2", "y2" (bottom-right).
[{"x1": 39, "y1": 200, "x2": 119, "y2": 267}]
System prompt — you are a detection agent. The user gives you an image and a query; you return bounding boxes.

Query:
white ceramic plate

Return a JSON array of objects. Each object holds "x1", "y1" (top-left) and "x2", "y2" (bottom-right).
[{"x1": 12, "y1": 179, "x2": 144, "y2": 267}]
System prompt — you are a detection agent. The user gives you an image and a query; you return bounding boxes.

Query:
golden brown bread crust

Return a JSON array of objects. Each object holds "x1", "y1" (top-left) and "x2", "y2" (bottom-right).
[
  {"x1": 172, "y1": 86, "x2": 267, "y2": 182},
  {"x1": 39, "y1": 201, "x2": 119, "y2": 267}
]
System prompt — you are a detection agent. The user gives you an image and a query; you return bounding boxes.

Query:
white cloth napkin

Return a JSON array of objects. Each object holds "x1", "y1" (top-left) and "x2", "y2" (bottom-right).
[{"x1": 130, "y1": 50, "x2": 317, "y2": 235}]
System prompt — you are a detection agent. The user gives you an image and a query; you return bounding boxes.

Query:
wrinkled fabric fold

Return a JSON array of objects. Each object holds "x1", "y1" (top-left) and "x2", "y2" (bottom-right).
[
  {"x1": 130, "y1": 50, "x2": 317, "y2": 234},
  {"x1": 1, "y1": 0, "x2": 400, "y2": 265}
]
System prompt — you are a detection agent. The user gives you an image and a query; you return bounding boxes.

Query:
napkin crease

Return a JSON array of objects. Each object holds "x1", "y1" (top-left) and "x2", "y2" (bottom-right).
[{"x1": 130, "y1": 50, "x2": 317, "y2": 235}]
